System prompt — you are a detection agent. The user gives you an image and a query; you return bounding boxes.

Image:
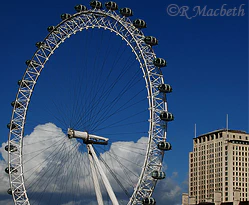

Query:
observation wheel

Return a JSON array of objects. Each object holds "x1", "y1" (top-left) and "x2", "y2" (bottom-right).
[{"x1": 5, "y1": 1, "x2": 174, "y2": 205}]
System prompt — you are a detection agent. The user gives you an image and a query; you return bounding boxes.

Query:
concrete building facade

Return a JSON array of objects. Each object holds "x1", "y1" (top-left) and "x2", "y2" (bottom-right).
[{"x1": 187, "y1": 129, "x2": 249, "y2": 204}]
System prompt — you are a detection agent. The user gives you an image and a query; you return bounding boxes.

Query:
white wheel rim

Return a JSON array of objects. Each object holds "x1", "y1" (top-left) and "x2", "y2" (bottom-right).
[{"x1": 7, "y1": 6, "x2": 169, "y2": 205}]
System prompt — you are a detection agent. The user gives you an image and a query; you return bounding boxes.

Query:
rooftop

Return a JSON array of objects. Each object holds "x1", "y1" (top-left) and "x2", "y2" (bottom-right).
[{"x1": 195, "y1": 129, "x2": 248, "y2": 139}]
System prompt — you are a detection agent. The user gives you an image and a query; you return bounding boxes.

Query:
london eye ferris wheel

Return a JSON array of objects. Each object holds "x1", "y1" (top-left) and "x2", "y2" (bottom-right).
[{"x1": 5, "y1": 1, "x2": 174, "y2": 204}]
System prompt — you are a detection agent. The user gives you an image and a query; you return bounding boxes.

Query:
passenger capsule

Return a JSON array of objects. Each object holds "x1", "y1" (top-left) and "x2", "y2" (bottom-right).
[
  {"x1": 159, "y1": 111, "x2": 174, "y2": 121},
  {"x1": 7, "y1": 123, "x2": 18, "y2": 130},
  {"x1": 5, "y1": 144, "x2": 18, "y2": 152},
  {"x1": 7, "y1": 188, "x2": 12, "y2": 195},
  {"x1": 74, "y1": 4, "x2": 87, "y2": 12},
  {"x1": 90, "y1": 1, "x2": 102, "y2": 9},
  {"x1": 142, "y1": 197, "x2": 156, "y2": 205},
  {"x1": 158, "y1": 84, "x2": 172, "y2": 93},
  {"x1": 105, "y1": 1, "x2": 118, "y2": 10},
  {"x1": 11, "y1": 101, "x2": 22, "y2": 108},
  {"x1": 7, "y1": 188, "x2": 21, "y2": 196},
  {"x1": 153, "y1": 58, "x2": 166, "y2": 67},
  {"x1": 18, "y1": 80, "x2": 31, "y2": 87},
  {"x1": 144, "y1": 36, "x2": 158, "y2": 46},
  {"x1": 26, "y1": 60, "x2": 39, "y2": 67},
  {"x1": 119, "y1": 8, "x2": 133, "y2": 17},
  {"x1": 5, "y1": 167, "x2": 18, "y2": 174},
  {"x1": 61, "y1": 13, "x2": 72, "y2": 20},
  {"x1": 157, "y1": 141, "x2": 172, "y2": 151},
  {"x1": 133, "y1": 19, "x2": 146, "y2": 29},
  {"x1": 35, "y1": 42, "x2": 46, "y2": 49},
  {"x1": 151, "y1": 170, "x2": 166, "y2": 179},
  {"x1": 47, "y1": 26, "x2": 57, "y2": 33}
]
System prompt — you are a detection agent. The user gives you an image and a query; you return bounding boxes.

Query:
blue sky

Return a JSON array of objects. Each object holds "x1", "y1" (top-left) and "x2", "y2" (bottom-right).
[{"x1": 0, "y1": 0, "x2": 248, "y2": 204}]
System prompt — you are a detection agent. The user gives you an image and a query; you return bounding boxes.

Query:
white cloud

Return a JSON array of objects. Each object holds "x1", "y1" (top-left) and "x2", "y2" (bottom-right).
[
  {"x1": 99, "y1": 137, "x2": 147, "y2": 192},
  {"x1": 154, "y1": 173, "x2": 184, "y2": 205},
  {"x1": 0, "y1": 123, "x2": 185, "y2": 204},
  {"x1": 0, "y1": 199, "x2": 13, "y2": 205},
  {"x1": 61, "y1": 201, "x2": 83, "y2": 205},
  {"x1": 0, "y1": 160, "x2": 10, "y2": 193},
  {"x1": 0, "y1": 159, "x2": 13, "y2": 204}
]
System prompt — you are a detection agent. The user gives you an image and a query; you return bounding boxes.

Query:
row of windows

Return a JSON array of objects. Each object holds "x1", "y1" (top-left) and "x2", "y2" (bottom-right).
[
  {"x1": 191, "y1": 175, "x2": 249, "y2": 181},
  {"x1": 215, "y1": 157, "x2": 223, "y2": 162},
  {"x1": 231, "y1": 140, "x2": 249, "y2": 145},
  {"x1": 231, "y1": 135, "x2": 248, "y2": 140},
  {"x1": 238, "y1": 159, "x2": 248, "y2": 164},
  {"x1": 192, "y1": 150, "x2": 227, "y2": 158},
  {"x1": 190, "y1": 176, "x2": 249, "y2": 184},
  {"x1": 194, "y1": 133, "x2": 223, "y2": 144},
  {"x1": 196, "y1": 142, "x2": 223, "y2": 150},
  {"x1": 233, "y1": 172, "x2": 248, "y2": 177},
  {"x1": 190, "y1": 182, "x2": 225, "y2": 188},
  {"x1": 194, "y1": 140, "x2": 248, "y2": 151},
  {"x1": 233, "y1": 151, "x2": 248, "y2": 156},
  {"x1": 233, "y1": 145, "x2": 249, "y2": 150},
  {"x1": 215, "y1": 178, "x2": 223, "y2": 182},
  {"x1": 233, "y1": 162, "x2": 247, "y2": 166},
  {"x1": 190, "y1": 193, "x2": 249, "y2": 202},
  {"x1": 190, "y1": 168, "x2": 217, "y2": 175},
  {"x1": 190, "y1": 167, "x2": 225, "y2": 174},
  {"x1": 239, "y1": 188, "x2": 248, "y2": 193},
  {"x1": 191, "y1": 155, "x2": 249, "y2": 165},
  {"x1": 194, "y1": 133, "x2": 249, "y2": 145},
  {"x1": 191, "y1": 161, "x2": 224, "y2": 167},
  {"x1": 233, "y1": 177, "x2": 249, "y2": 181},
  {"x1": 193, "y1": 144, "x2": 225, "y2": 152},
  {"x1": 193, "y1": 156, "x2": 249, "y2": 167},
  {"x1": 233, "y1": 157, "x2": 249, "y2": 161},
  {"x1": 233, "y1": 167, "x2": 248, "y2": 172}
]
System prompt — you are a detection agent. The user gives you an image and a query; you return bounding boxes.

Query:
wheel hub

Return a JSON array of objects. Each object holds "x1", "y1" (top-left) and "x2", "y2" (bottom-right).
[{"x1": 67, "y1": 128, "x2": 109, "y2": 145}]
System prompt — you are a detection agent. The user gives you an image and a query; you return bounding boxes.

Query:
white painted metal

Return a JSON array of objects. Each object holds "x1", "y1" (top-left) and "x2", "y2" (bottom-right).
[
  {"x1": 7, "y1": 5, "x2": 169, "y2": 205},
  {"x1": 87, "y1": 146, "x2": 104, "y2": 205},
  {"x1": 67, "y1": 128, "x2": 109, "y2": 144},
  {"x1": 88, "y1": 144, "x2": 119, "y2": 205}
]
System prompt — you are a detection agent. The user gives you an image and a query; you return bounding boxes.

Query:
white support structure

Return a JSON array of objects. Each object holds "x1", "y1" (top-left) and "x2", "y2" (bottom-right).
[
  {"x1": 68, "y1": 129, "x2": 109, "y2": 145},
  {"x1": 88, "y1": 144, "x2": 119, "y2": 205},
  {"x1": 87, "y1": 147, "x2": 104, "y2": 205},
  {"x1": 8, "y1": 7, "x2": 170, "y2": 205}
]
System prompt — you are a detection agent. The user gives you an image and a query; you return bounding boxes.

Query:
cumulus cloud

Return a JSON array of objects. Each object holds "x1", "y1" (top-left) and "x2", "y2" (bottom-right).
[
  {"x1": 154, "y1": 172, "x2": 188, "y2": 205},
  {"x1": 0, "y1": 199, "x2": 13, "y2": 205},
  {"x1": 0, "y1": 160, "x2": 9, "y2": 192},
  {"x1": 0, "y1": 123, "x2": 146, "y2": 203},
  {"x1": 0, "y1": 158, "x2": 13, "y2": 204},
  {"x1": 0, "y1": 123, "x2": 186, "y2": 204},
  {"x1": 61, "y1": 201, "x2": 84, "y2": 205}
]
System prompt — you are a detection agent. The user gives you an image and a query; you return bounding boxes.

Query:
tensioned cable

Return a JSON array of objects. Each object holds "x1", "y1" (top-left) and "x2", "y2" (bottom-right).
[
  {"x1": 23, "y1": 136, "x2": 68, "y2": 166},
  {"x1": 10, "y1": 10, "x2": 165, "y2": 205},
  {"x1": 71, "y1": 31, "x2": 136, "y2": 131},
  {"x1": 94, "y1": 147, "x2": 130, "y2": 198},
  {"x1": 68, "y1": 29, "x2": 140, "y2": 130},
  {"x1": 35, "y1": 142, "x2": 79, "y2": 204},
  {"x1": 26, "y1": 140, "x2": 78, "y2": 195},
  {"x1": 96, "y1": 145, "x2": 143, "y2": 174},
  {"x1": 88, "y1": 69, "x2": 145, "y2": 132}
]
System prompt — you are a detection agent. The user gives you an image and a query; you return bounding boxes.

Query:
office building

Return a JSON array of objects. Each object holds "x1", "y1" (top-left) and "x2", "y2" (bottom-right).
[{"x1": 186, "y1": 129, "x2": 249, "y2": 205}]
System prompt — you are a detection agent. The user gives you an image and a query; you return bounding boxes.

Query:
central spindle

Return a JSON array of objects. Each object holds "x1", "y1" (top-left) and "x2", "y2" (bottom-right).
[{"x1": 67, "y1": 128, "x2": 109, "y2": 145}]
